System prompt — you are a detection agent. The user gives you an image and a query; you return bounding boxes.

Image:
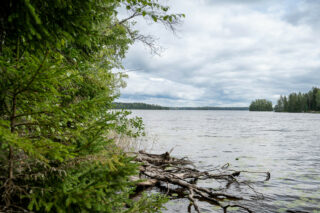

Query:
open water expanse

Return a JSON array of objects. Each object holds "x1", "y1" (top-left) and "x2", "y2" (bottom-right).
[{"x1": 130, "y1": 110, "x2": 320, "y2": 213}]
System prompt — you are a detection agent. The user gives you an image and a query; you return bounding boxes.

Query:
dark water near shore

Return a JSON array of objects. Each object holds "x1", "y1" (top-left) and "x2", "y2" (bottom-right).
[{"x1": 131, "y1": 110, "x2": 320, "y2": 213}]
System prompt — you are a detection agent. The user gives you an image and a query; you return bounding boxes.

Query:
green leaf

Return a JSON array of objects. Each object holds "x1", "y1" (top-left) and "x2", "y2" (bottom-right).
[{"x1": 151, "y1": 15, "x2": 158, "y2": 22}]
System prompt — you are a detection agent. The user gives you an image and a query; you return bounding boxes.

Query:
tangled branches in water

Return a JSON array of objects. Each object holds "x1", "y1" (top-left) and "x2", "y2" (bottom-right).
[{"x1": 132, "y1": 150, "x2": 270, "y2": 213}]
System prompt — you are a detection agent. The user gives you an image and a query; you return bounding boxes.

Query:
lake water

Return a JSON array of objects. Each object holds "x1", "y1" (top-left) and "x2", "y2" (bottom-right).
[{"x1": 130, "y1": 110, "x2": 320, "y2": 213}]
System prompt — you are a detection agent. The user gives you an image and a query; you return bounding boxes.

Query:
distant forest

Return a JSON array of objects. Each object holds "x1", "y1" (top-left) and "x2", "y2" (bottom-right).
[
  {"x1": 274, "y1": 87, "x2": 320, "y2": 112},
  {"x1": 113, "y1": 102, "x2": 248, "y2": 110},
  {"x1": 114, "y1": 102, "x2": 170, "y2": 110}
]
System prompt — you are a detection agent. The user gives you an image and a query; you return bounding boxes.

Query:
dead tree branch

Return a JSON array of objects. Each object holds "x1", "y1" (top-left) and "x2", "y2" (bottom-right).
[{"x1": 132, "y1": 150, "x2": 270, "y2": 213}]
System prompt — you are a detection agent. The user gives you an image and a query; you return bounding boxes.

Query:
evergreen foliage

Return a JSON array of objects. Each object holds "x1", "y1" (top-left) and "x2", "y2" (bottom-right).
[
  {"x1": 274, "y1": 87, "x2": 320, "y2": 112},
  {"x1": 249, "y1": 99, "x2": 273, "y2": 111},
  {"x1": 0, "y1": 0, "x2": 182, "y2": 212}
]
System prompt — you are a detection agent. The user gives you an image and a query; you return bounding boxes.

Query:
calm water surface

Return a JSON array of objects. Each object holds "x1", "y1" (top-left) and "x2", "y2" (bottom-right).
[{"x1": 131, "y1": 110, "x2": 320, "y2": 213}]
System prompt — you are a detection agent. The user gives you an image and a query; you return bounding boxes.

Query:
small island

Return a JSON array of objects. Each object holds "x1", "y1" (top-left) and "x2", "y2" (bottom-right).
[{"x1": 249, "y1": 99, "x2": 273, "y2": 111}]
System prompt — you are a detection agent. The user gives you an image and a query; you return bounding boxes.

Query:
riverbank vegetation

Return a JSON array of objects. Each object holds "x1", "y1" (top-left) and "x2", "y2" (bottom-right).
[
  {"x1": 249, "y1": 99, "x2": 273, "y2": 111},
  {"x1": 274, "y1": 87, "x2": 320, "y2": 112},
  {"x1": 0, "y1": 0, "x2": 183, "y2": 212}
]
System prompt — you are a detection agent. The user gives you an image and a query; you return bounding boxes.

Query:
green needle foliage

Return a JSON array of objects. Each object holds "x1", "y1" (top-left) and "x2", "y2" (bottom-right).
[{"x1": 0, "y1": 0, "x2": 182, "y2": 212}]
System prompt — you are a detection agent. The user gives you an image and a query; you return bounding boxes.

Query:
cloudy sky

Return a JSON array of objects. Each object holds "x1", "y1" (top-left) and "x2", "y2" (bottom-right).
[{"x1": 117, "y1": 0, "x2": 320, "y2": 107}]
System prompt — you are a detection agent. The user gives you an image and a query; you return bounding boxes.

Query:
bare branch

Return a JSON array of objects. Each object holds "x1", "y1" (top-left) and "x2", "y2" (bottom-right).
[
  {"x1": 188, "y1": 188, "x2": 200, "y2": 213},
  {"x1": 16, "y1": 50, "x2": 49, "y2": 95},
  {"x1": 118, "y1": 11, "x2": 141, "y2": 25}
]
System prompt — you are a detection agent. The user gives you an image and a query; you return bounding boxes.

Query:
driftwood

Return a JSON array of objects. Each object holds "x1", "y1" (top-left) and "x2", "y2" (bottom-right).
[{"x1": 132, "y1": 150, "x2": 271, "y2": 213}]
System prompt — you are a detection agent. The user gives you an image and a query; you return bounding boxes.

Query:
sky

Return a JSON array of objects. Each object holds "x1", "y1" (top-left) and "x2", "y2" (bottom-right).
[{"x1": 117, "y1": 0, "x2": 320, "y2": 107}]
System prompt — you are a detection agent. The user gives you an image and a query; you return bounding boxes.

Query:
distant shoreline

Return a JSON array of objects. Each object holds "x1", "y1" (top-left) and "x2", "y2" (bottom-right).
[
  {"x1": 113, "y1": 102, "x2": 249, "y2": 110},
  {"x1": 113, "y1": 102, "x2": 320, "y2": 112}
]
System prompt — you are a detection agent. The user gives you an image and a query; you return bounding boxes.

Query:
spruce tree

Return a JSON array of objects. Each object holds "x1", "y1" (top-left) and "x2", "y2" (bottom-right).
[{"x1": 0, "y1": 0, "x2": 183, "y2": 211}]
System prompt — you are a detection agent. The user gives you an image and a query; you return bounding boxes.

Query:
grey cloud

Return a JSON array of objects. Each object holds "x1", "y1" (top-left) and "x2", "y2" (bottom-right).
[{"x1": 283, "y1": 0, "x2": 320, "y2": 28}]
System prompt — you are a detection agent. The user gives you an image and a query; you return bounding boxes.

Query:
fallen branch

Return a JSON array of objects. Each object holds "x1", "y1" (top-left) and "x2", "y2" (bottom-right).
[{"x1": 132, "y1": 150, "x2": 270, "y2": 213}]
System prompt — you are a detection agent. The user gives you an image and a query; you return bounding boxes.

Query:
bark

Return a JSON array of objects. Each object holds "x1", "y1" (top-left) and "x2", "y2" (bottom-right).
[{"x1": 9, "y1": 94, "x2": 17, "y2": 179}]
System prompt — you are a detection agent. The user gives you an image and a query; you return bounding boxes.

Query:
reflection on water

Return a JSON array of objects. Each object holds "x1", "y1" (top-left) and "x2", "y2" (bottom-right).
[{"x1": 131, "y1": 110, "x2": 320, "y2": 212}]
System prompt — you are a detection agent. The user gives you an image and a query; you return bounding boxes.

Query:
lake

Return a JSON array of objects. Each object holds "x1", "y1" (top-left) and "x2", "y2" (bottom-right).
[{"x1": 130, "y1": 110, "x2": 320, "y2": 213}]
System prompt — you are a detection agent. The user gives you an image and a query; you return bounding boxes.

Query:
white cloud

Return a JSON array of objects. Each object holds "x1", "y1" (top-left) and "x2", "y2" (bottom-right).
[{"x1": 120, "y1": 71, "x2": 205, "y2": 101}]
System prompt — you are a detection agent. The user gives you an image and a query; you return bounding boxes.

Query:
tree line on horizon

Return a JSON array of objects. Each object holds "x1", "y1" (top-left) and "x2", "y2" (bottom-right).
[
  {"x1": 114, "y1": 102, "x2": 170, "y2": 110},
  {"x1": 113, "y1": 102, "x2": 249, "y2": 110}
]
